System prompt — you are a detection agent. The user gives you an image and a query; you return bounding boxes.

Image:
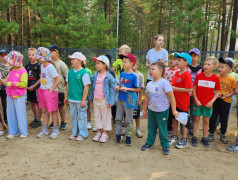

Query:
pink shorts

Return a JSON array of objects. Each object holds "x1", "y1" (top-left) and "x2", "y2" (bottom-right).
[{"x1": 38, "y1": 88, "x2": 58, "y2": 113}]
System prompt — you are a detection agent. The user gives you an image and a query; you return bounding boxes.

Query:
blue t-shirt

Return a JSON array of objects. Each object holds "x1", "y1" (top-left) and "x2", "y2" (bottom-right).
[
  {"x1": 118, "y1": 72, "x2": 140, "y2": 101},
  {"x1": 146, "y1": 48, "x2": 168, "y2": 80},
  {"x1": 146, "y1": 78, "x2": 172, "y2": 112}
]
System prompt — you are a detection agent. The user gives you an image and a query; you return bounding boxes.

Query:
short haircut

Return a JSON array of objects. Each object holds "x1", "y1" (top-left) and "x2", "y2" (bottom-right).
[
  {"x1": 154, "y1": 34, "x2": 164, "y2": 40},
  {"x1": 119, "y1": 45, "x2": 131, "y2": 54},
  {"x1": 205, "y1": 56, "x2": 218, "y2": 66},
  {"x1": 28, "y1": 48, "x2": 37, "y2": 53},
  {"x1": 150, "y1": 61, "x2": 165, "y2": 76}
]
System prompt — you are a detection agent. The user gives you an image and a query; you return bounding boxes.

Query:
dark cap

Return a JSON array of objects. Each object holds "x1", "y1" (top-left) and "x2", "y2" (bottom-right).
[
  {"x1": 219, "y1": 57, "x2": 233, "y2": 69},
  {"x1": 48, "y1": 45, "x2": 61, "y2": 54},
  {"x1": 0, "y1": 49, "x2": 9, "y2": 55}
]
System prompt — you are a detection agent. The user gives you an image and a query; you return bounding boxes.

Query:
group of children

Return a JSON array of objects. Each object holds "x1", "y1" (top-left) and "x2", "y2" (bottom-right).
[{"x1": 0, "y1": 34, "x2": 238, "y2": 155}]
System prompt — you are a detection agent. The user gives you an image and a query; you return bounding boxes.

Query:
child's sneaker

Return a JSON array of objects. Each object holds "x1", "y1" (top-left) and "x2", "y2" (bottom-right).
[
  {"x1": 69, "y1": 134, "x2": 76, "y2": 140},
  {"x1": 176, "y1": 138, "x2": 188, "y2": 149},
  {"x1": 31, "y1": 120, "x2": 42, "y2": 129},
  {"x1": 220, "y1": 135, "x2": 228, "y2": 144},
  {"x1": 93, "y1": 132, "x2": 101, "y2": 142},
  {"x1": 136, "y1": 129, "x2": 143, "y2": 138},
  {"x1": 125, "y1": 136, "x2": 131, "y2": 146},
  {"x1": 167, "y1": 131, "x2": 173, "y2": 138},
  {"x1": 0, "y1": 130, "x2": 5, "y2": 136},
  {"x1": 48, "y1": 122, "x2": 54, "y2": 129},
  {"x1": 169, "y1": 135, "x2": 178, "y2": 145},
  {"x1": 191, "y1": 136, "x2": 198, "y2": 147},
  {"x1": 50, "y1": 130, "x2": 59, "y2": 139},
  {"x1": 37, "y1": 130, "x2": 49, "y2": 138},
  {"x1": 6, "y1": 133, "x2": 19, "y2": 139},
  {"x1": 92, "y1": 126, "x2": 97, "y2": 132},
  {"x1": 163, "y1": 147, "x2": 170, "y2": 155},
  {"x1": 29, "y1": 119, "x2": 37, "y2": 127},
  {"x1": 201, "y1": 137, "x2": 210, "y2": 148},
  {"x1": 227, "y1": 145, "x2": 238, "y2": 152},
  {"x1": 87, "y1": 121, "x2": 92, "y2": 130},
  {"x1": 99, "y1": 133, "x2": 109, "y2": 143},
  {"x1": 141, "y1": 143, "x2": 152, "y2": 151},
  {"x1": 75, "y1": 135, "x2": 84, "y2": 141},
  {"x1": 60, "y1": 121, "x2": 67, "y2": 130},
  {"x1": 20, "y1": 134, "x2": 28, "y2": 138},
  {"x1": 208, "y1": 133, "x2": 215, "y2": 142},
  {"x1": 116, "y1": 135, "x2": 122, "y2": 143}
]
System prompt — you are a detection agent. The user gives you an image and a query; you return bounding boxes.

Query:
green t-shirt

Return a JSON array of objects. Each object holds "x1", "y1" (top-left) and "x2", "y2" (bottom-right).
[
  {"x1": 86, "y1": 68, "x2": 92, "y2": 78},
  {"x1": 112, "y1": 59, "x2": 124, "y2": 78},
  {"x1": 228, "y1": 72, "x2": 238, "y2": 82}
]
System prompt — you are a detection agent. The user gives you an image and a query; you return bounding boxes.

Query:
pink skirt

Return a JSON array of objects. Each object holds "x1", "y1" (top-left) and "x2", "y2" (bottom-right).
[{"x1": 38, "y1": 88, "x2": 58, "y2": 113}]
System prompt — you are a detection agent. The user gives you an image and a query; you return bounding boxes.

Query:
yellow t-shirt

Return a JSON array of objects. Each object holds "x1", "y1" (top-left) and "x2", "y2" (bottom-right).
[
  {"x1": 218, "y1": 75, "x2": 237, "y2": 103},
  {"x1": 112, "y1": 59, "x2": 124, "y2": 78}
]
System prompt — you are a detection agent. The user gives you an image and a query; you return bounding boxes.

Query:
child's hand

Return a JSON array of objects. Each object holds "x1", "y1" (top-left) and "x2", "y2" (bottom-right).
[
  {"x1": 221, "y1": 94, "x2": 228, "y2": 99},
  {"x1": 64, "y1": 98, "x2": 68, "y2": 104},
  {"x1": 81, "y1": 100, "x2": 86, "y2": 108},
  {"x1": 109, "y1": 104, "x2": 113, "y2": 107},
  {"x1": 114, "y1": 85, "x2": 119, "y2": 91},
  {"x1": 219, "y1": 94, "x2": 223, "y2": 98},
  {"x1": 172, "y1": 110, "x2": 179, "y2": 118},
  {"x1": 28, "y1": 86, "x2": 34, "y2": 91},
  {"x1": 143, "y1": 110, "x2": 148, "y2": 118},
  {"x1": 120, "y1": 87, "x2": 127, "y2": 92},
  {"x1": 195, "y1": 100, "x2": 202, "y2": 106},
  {"x1": 137, "y1": 100, "x2": 141, "y2": 107},
  {"x1": 49, "y1": 89, "x2": 53, "y2": 94},
  {"x1": 205, "y1": 101, "x2": 213, "y2": 108},
  {"x1": 88, "y1": 100, "x2": 92, "y2": 103}
]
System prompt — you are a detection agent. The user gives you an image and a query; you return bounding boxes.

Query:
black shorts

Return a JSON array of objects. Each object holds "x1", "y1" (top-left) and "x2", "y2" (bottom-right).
[
  {"x1": 58, "y1": 92, "x2": 64, "y2": 106},
  {"x1": 27, "y1": 89, "x2": 38, "y2": 103},
  {"x1": 133, "y1": 107, "x2": 141, "y2": 119},
  {"x1": 171, "y1": 107, "x2": 188, "y2": 120}
]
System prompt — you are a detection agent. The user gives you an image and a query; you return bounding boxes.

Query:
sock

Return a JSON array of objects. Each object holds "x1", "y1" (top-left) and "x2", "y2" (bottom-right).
[
  {"x1": 53, "y1": 126, "x2": 58, "y2": 130},
  {"x1": 43, "y1": 125, "x2": 48, "y2": 131},
  {"x1": 34, "y1": 116, "x2": 38, "y2": 120},
  {"x1": 136, "y1": 127, "x2": 140, "y2": 131}
]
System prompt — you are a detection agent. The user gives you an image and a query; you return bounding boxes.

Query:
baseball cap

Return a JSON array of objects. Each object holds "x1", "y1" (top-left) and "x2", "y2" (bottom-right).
[
  {"x1": 92, "y1": 55, "x2": 110, "y2": 67},
  {"x1": 174, "y1": 53, "x2": 192, "y2": 65},
  {"x1": 48, "y1": 45, "x2": 61, "y2": 54},
  {"x1": 219, "y1": 57, "x2": 233, "y2": 69},
  {"x1": 189, "y1": 48, "x2": 200, "y2": 55},
  {"x1": 68, "y1": 52, "x2": 86, "y2": 61},
  {"x1": 168, "y1": 52, "x2": 177, "y2": 58},
  {"x1": 224, "y1": 57, "x2": 235, "y2": 64},
  {"x1": 120, "y1": 54, "x2": 136, "y2": 65},
  {"x1": 0, "y1": 49, "x2": 9, "y2": 55}
]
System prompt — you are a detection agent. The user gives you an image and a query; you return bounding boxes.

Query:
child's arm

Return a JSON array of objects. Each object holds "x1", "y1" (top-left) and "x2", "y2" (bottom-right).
[
  {"x1": 235, "y1": 85, "x2": 238, "y2": 94},
  {"x1": 28, "y1": 79, "x2": 41, "y2": 91},
  {"x1": 192, "y1": 86, "x2": 202, "y2": 106},
  {"x1": 81, "y1": 84, "x2": 89, "y2": 108},
  {"x1": 221, "y1": 90, "x2": 235, "y2": 99},
  {"x1": 120, "y1": 86, "x2": 141, "y2": 92},
  {"x1": 64, "y1": 82, "x2": 69, "y2": 104},
  {"x1": 205, "y1": 90, "x2": 220, "y2": 108},
  {"x1": 167, "y1": 91, "x2": 179, "y2": 118},
  {"x1": 49, "y1": 76, "x2": 61, "y2": 94},
  {"x1": 143, "y1": 92, "x2": 149, "y2": 118},
  {"x1": 172, "y1": 86, "x2": 192, "y2": 92},
  {"x1": 137, "y1": 88, "x2": 143, "y2": 107},
  {"x1": 3, "y1": 72, "x2": 28, "y2": 89}
]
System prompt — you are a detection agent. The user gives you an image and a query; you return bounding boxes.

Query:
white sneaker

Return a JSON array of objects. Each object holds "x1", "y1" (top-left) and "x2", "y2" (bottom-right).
[
  {"x1": 92, "y1": 126, "x2": 97, "y2": 132},
  {"x1": 37, "y1": 130, "x2": 49, "y2": 138},
  {"x1": 0, "y1": 130, "x2": 5, "y2": 136},
  {"x1": 87, "y1": 121, "x2": 92, "y2": 130},
  {"x1": 6, "y1": 133, "x2": 20, "y2": 139},
  {"x1": 169, "y1": 136, "x2": 179, "y2": 145},
  {"x1": 20, "y1": 134, "x2": 28, "y2": 138},
  {"x1": 136, "y1": 129, "x2": 143, "y2": 138},
  {"x1": 50, "y1": 130, "x2": 59, "y2": 139}
]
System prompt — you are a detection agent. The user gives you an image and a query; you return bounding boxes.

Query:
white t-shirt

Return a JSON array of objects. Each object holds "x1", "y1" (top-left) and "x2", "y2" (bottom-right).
[
  {"x1": 40, "y1": 64, "x2": 59, "y2": 91},
  {"x1": 146, "y1": 48, "x2": 168, "y2": 80}
]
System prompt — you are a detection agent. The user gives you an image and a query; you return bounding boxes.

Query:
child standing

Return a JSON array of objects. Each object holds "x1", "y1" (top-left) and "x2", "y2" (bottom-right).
[
  {"x1": 64, "y1": 52, "x2": 90, "y2": 141},
  {"x1": 25, "y1": 48, "x2": 42, "y2": 128},
  {"x1": 0, "y1": 51, "x2": 28, "y2": 139},
  {"x1": 208, "y1": 57, "x2": 236, "y2": 144},
  {"x1": 132, "y1": 58, "x2": 144, "y2": 138},
  {"x1": 169, "y1": 53, "x2": 193, "y2": 149},
  {"x1": 115, "y1": 54, "x2": 140, "y2": 145},
  {"x1": 192, "y1": 57, "x2": 220, "y2": 147},
  {"x1": 141, "y1": 62, "x2": 178, "y2": 155},
  {"x1": 89, "y1": 55, "x2": 117, "y2": 143},
  {"x1": 36, "y1": 47, "x2": 61, "y2": 139}
]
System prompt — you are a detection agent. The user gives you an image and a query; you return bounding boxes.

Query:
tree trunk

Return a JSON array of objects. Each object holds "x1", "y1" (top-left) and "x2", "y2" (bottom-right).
[
  {"x1": 229, "y1": 0, "x2": 238, "y2": 57},
  {"x1": 26, "y1": 0, "x2": 31, "y2": 46},
  {"x1": 220, "y1": 0, "x2": 226, "y2": 53},
  {"x1": 167, "y1": 9, "x2": 172, "y2": 51},
  {"x1": 7, "y1": 7, "x2": 13, "y2": 45},
  {"x1": 14, "y1": 3, "x2": 18, "y2": 46},
  {"x1": 104, "y1": 0, "x2": 108, "y2": 19},
  {"x1": 21, "y1": 0, "x2": 24, "y2": 46},
  {"x1": 224, "y1": 0, "x2": 234, "y2": 50},
  {"x1": 158, "y1": 0, "x2": 163, "y2": 34},
  {"x1": 216, "y1": 12, "x2": 221, "y2": 51},
  {"x1": 118, "y1": 0, "x2": 123, "y2": 45}
]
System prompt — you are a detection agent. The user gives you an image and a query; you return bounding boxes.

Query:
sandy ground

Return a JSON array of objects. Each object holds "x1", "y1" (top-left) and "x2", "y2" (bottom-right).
[{"x1": 0, "y1": 103, "x2": 237, "y2": 180}]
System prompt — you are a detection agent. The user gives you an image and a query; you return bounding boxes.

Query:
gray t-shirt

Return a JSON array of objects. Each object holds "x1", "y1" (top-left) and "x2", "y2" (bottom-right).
[
  {"x1": 54, "y1": 59, "x2": 69, "y2": 93},
  {"x1": 40, "y1": 64, "x2": 59, "y2": 91},
  {"x1": 146, "y1": 78, "x2": 172, "y2": 112},
  {"x1": 146, "y1": 48, "x2": 168, "y2": 80},
  {"x1": 135, "y1": 70, "x2": 144, "y2": 88}
]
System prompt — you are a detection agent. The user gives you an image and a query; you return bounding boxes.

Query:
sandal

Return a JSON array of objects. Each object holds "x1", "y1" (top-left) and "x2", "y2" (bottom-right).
[
  {"x1": 93, "y1": 132, "x2": 101, "y2": 142},
  {"x1": 227, "y1": 145, "x2": 238, "y2": 152},
  {"x1": 99, "y1": 133, "x2": 109, "y2": 143}
]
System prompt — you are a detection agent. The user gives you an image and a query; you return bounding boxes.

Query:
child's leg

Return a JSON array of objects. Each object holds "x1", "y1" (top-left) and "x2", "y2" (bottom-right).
[
  {"x1": 193, "y1": 116, "x2": 200, "y2": 137},
  {"x1": 145, "y1": 109, "x2": 158, "y2": 146},
  {"x1": 31, "y1": 102, "x2": 38, "y2": 117},
  {"x1": 115, "y1": 100, "x2": 124, "y2": 135},
  {"x1": 77, "y1": 103, "x2": 88, "y2": 138},
  {"x1": 188, "y1": 97, "x2": 194, "y2": 133},
  {"x1": 0, "y1": 90, "x2": 7, "y2": 123},
  {"x1": 93, "y1": 99, "x2": 103, "y2": 131},
  {"x1": 7, "y1": 96, "x2": 18, "y2": 135},
  {"x1": 227, "y1": 94, "x2": 236, "y2": 121},
  {"x1": 42, "y1": 108, "x2": 50, "y2": 126},
  {"x1": 172, "y1": 119, "x2": 178, "y2": 136},
  {"x1": 219, "y1": 100, "x2": 231, "y2": 135},
  {"x1": 100, "y1": 100, "x2": 112, "y2": 132},
  {"x1": 69, "y1": 102, "x2": 78, "y2": 136},
  {"x1": 157, "y1": 109, "x2": 169, "y2": 147},
  {"x1": 15, "y1": 96, "x2": 28, "y2": 135},
  {"x1": 135, "y1": 118, "x2": 140, "y2": 129},
  {"x1": 182, "y1": 125, "x2": 188, "y2": 139},
  {"x1": 38, "y1": 105, "x2": 42, "y2": 121},
  {"x1": 167, "y1": 107, "x2": 173, "y2": 131},
  {"x1": 51, "y1": 110, "x2": 58, "y2": 127},
  {"x1": 124, "y1": 101, "x2": 134, "y2": 137},
  {"x1": 209, "y1": 99, "x2": 220, "y2": 134},
  {"x1": 202, "y1": 117, "x2": 209, "y2": 137}
]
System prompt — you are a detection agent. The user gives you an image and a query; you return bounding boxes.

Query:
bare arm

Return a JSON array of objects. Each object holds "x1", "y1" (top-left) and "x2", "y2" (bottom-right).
[
  {"x1": 49, "y1": 76, "x2": 61, "y2": 94},
  {"x1": 64, "y1": 82, "x2": 69, "y2": 104},
  {"x1": 167, "y1": 91, "x2": 179, "y2": 117},
  {"x1": 137, "y1": 88, "x2": 143, "y2": 107},
  {"x1": 81, "y1": 84, "x2": 89, "y2": 108},
  {"x1": 192, "y1": 86, "x2": 202, "y2": 106},
  {"x1": 120, "y1": 87, "x2": 141, "y2": 92},
  {"x1": 205, "y1": 90, "x2": 220, "y2": 108},
  {"x1": 143, "y1": 92, "x2": 149, "y2": 118},
  {"x1": 173, "y1": 86, "x2": 192, "y2": 92}
]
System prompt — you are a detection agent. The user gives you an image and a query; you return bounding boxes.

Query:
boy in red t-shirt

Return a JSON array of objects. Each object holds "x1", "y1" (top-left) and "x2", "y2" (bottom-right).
[
  {"x1": 169, "y1": 53, "x2": 192, "y2": 149},
  {"x1": 192, "y1": 56, "x2": 220, "y2": 148}
]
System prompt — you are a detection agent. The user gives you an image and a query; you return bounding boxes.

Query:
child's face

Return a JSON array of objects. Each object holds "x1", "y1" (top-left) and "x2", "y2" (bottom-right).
[
  {"x1": 95, "y1": 61, "x2": 106, "y2": 71},
  {"x1": 123, "y1": 58, "x2": 133, "y2": 70},
  {"x1": 190, "y1": 53, "x2": 199, "y2": 64},
  {"x1": 169, "y1": 57, "x2": 178, "y2": 68},
  {"x1": 132, "y1": 62, "x2": 139, "y2": 71},
  {"x1": 203, "y1": 60, "x2": 216, "y2": 73},
  {"x1": 28, "y1": 50, "x2": 37, "y2": 63},
  {"x1": 218, "y1": 63, "x2": 230, "y2": 75},
  {"x1": 177, "y1": 58, "x2": 188, "y2": 68},
  {"x1": 149, "y1": 65, "x2": 162, "y2": 79},
  {"x1": 154, "y1": 36, "x2": 164, "y2": 47},
  {"x1": 71, "y1": 58, "x2": 81, "y2": 67},
  {"x1": 50, "y1": 51, "x2": 59, "y2": 61},
  {"x1": 0, "y1": 53, "x2": 7, "y2": 62}
]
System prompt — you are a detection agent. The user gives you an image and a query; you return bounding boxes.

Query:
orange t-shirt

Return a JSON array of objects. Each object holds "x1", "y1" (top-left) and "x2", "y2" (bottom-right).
[
  {"x1": 171, "y1": 71, "x2": 192, "y2": 111},
  {"x1": 218, "y1": 75, "x2": 236, "y2": 103}
]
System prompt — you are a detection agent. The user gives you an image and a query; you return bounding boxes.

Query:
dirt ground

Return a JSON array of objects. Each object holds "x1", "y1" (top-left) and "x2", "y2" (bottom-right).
[{"x1": 0, "y1": 102, "x2": 237, "y2": 180}]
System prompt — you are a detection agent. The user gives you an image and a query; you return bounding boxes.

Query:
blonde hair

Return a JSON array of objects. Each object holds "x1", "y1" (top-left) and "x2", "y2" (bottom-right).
[
  {"x1": 28, "y1": 48, "x2": 37, "y2": 53},
  {"x1": 154, "y1": 34, "x2": 164, "y2": 40},
  {"x1": 205, "y1": 56, "x2": 218, "y2": 66},
  {"x1": 119, "y1": 45, "x2": 131, "y2": 54}
]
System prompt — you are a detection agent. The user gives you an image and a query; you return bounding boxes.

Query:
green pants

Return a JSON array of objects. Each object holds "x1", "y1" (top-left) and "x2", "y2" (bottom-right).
[{"x1": 146, "y1": 109, "x2": 169, "y2": 147}]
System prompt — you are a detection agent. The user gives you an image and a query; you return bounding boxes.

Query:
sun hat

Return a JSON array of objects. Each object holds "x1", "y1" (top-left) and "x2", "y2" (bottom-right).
[
  {"x1": 4, "y1": 51, "x2": 23, "y2": 66},
  {"x1": 36, "y1": 47, "x2": 52, "y2": 62},
  {"x1": 189, "y1": 48, "x2": 201, "y2": 55},
  {"x1": 92, "y1": 55, "x2": 110, "y2": 67},
  {"x1": 174, "y1": 53, "x2": 192, "y2": 65},
  {"x1": 68, "y1": 52, "x2": 86, "y2": 61}
]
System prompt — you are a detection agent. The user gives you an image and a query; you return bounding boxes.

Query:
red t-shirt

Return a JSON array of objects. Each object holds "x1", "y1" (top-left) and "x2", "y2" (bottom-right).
[
  {"x1": 171, "y1": 71, "x2": 192, "y2": 111},
  {"x1": 193, "y1": 72, "x2": 220, "y2": 106}
]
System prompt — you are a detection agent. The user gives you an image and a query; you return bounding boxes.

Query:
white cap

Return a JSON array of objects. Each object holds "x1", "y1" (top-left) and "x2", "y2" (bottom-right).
[
  {"x1": 225, "y1": 57, "x2": 234, "y2": 64},
  {"x1": 92, "y1": 55, "x2": 110, "y2": 67},
  {"x1": 68, "y1": 52, "x2": 86, "y2": 61}
]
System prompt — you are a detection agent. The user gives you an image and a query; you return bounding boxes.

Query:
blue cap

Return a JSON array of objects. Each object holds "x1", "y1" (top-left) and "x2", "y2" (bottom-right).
[
  {"x1": 174, "y1": 53, "x2": 192, "y2": 65},
  {"x1": 189, "y1": 48, "x2": 200, "y2": 55}
]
